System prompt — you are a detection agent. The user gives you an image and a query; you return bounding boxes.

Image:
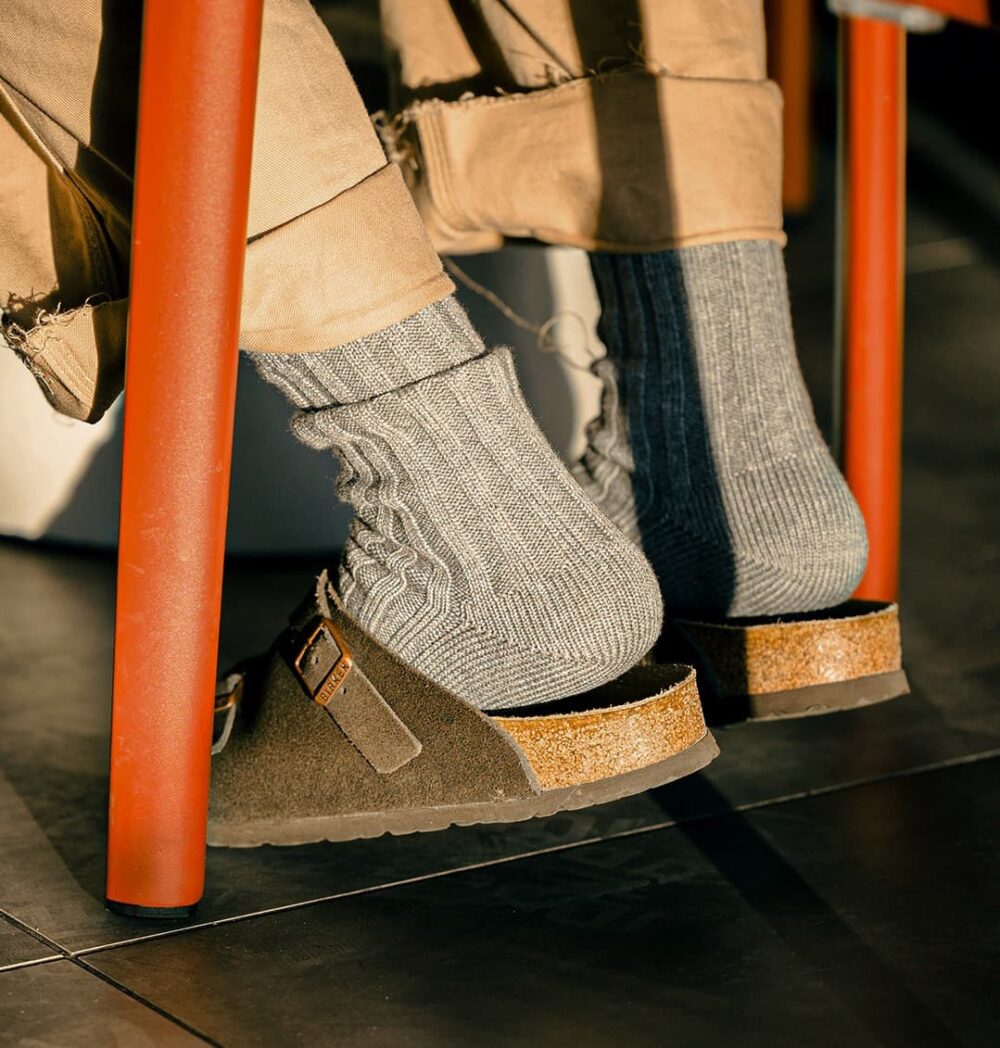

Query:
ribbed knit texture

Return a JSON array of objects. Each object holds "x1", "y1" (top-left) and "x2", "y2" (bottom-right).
[
  {"x1": 575, "y1": 240, "x2": 868, "y2": 618},
  {"x1": 250, "y1": 297, "x2": 662, "y2": 709}
]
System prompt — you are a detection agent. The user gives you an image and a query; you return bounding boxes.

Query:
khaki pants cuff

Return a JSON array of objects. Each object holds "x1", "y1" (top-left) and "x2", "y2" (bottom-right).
[
  {"x1": 4, "y1": 164, "x2": 454, "y2": 423},
  {"x1": 3, "y1": 297, "x2": 127, "y2": 423},
  {"x1": 240, "y1": 163, "x2": 454, "y2": 354},
  {"x1": 400, "y1": 70, "x2": 786, "y2": 255}
]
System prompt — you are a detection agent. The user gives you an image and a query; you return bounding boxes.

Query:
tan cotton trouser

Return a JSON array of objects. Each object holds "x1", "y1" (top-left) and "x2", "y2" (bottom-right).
[{"x1": 0, "y1": 0, "x2": 782, "y2": 423}]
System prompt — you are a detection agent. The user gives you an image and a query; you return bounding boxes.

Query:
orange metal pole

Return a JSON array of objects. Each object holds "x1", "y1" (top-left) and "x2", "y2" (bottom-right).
[
  {"x1": 106, "y1": 0, "x2": 263, "y2": 917},
  {"x1": 839, "y1": 18, "x2": 906, "y2": 602},
  {"x1": 766, "y1": 0, "x2": 814, "y2": 213}
]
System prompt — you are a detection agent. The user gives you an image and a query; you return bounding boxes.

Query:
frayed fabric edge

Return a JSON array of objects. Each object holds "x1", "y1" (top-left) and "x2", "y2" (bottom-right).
[{"x1": 1, "y1": 295, "x2": 127, "y2": 423}]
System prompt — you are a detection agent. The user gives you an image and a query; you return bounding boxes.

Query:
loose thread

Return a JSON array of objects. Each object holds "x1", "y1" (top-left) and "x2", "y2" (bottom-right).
[{"x1": 443, "y1": 256, "x2": 600, "y2": 372}]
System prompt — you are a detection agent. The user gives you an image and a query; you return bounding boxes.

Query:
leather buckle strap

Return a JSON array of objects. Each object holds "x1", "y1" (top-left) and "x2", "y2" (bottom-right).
[
  {"x1": 286, "y1": 615, "x2": 422, "y2": 775},
  {"x1": 292, "y1": 618, "x2": 354, "y2": 706}
]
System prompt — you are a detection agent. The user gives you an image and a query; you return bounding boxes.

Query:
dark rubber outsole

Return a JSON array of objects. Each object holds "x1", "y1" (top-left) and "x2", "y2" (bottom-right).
[
  {"x1": 706, "y1": 668, "x2": 910, "y2": 724},
  {"x1": 207, "y1": 730, "x2": 720, "y2": 848},
  {"x1": 105, "y1": 900, "x2": 199, "y2": 920}
]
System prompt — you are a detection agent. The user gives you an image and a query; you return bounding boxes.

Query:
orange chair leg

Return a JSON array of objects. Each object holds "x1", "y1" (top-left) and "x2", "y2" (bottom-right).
[
  {"x1": 766, "y1": 0, "x2": 815, "y2": 213},
  {"x1": 837, "y1": 18, "x2": 906, "y2": 602},
  {"x1": 105, "y1": 0, "x2": 263, "y2": 917}
]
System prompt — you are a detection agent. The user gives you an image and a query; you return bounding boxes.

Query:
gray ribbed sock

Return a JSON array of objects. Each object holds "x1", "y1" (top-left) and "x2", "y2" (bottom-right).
[
  {"x1": 574, "y1": 240, "x2": 867, "y2": 618},
  {"x1": 250, "y1": 296, "x2": 662, "y2": 710}
]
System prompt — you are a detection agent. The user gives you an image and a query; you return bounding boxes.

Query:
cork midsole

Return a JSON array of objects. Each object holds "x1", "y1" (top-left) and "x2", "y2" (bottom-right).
[
  {"x1": 493, "y1": 667, "x2": 706, "y2": 789},
  {"x1": 668, "y1": 600, "x2": 903, "y2": 698}
]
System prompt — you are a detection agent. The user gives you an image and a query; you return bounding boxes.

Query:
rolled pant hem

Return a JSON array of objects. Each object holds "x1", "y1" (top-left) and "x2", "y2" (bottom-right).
[
  {"x1": 240, "y1": 269, "x2": 456, "y2": 355},
  {"x1": 240, "y1": 163, "x2": 455, "y2": 355},
  {"x1": 451, "y1": 227, "x2": 788, "y2": 255},
  {"x1": 397, "y1": 69, "x2": 785, "y2": 256},
  {"x1": 3, "y1": 164, "x2": 455, "y2": 422}
]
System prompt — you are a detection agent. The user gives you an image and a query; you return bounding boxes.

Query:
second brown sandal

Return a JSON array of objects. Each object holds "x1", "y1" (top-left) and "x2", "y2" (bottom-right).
[
  {"x1": 659, "y1": 600, "x2": 909, "y2": 723},
  {"x1": 208, "y1": 573, "x2": 718, "y2": 847}
]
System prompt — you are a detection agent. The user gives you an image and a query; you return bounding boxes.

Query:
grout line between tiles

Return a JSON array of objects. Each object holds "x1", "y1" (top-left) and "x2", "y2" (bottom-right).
[
  {"x1": 0, "y1": 955, "x2": 63, "y2": 975},
  {"x1": 74, "y1": 851, "x2": 608, "y2": 956},
  {"x1": 1, "y1": 907, "x2": 218, "y2": 1044},
  {"x1": 679, "y1": 746, "x2": 1000, "y2": 828},
  {"x1": 72, "y1": 746, "x2": 1000, "y2": 958},
  {"x1": 1, "y1": 909, "x2": 70, "y2": 960},
  {"x1": 74, "y1": 956, "x2": 223, "y2": 1047}
]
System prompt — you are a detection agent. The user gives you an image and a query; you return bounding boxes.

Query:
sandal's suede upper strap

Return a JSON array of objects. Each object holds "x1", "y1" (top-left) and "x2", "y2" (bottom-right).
[
  {"x1": 208, "y1": 577, "x2": 542, "y2": 827},
  {"x1": 282, "y1": 615, "x2": 423, "y2": 775}
]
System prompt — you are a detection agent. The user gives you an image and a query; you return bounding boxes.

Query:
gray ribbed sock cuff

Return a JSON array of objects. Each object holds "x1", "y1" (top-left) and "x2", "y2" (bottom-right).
[{"x1": 246, "y1": 296, "x2": 485, "y2": 407}]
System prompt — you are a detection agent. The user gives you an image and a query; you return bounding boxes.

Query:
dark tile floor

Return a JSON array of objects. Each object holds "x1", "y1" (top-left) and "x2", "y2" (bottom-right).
[{"x1": 2, "y1": 150, "x2": 999, "y2": 1044}]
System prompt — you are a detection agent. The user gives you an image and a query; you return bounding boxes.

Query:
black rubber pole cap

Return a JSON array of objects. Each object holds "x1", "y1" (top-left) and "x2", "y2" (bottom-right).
[{"x1": 105, "y1": 899, "x2": 199, "y2": 920}]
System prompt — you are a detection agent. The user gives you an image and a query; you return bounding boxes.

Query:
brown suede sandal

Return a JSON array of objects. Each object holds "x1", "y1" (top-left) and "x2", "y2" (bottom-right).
[
  {"x1": 659, "y1": 600, "x2": 909, "y2": 724},
  {"x1": 658, "y1": 603, "x2": 909, "y2": 725},
  {"x1": 208, "y1": 573, "x2": 718, "y2": 847}
]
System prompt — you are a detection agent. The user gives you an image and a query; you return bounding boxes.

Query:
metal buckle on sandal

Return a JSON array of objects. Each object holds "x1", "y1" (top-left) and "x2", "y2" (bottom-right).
[
  {"x1": 212, "y1": 673, "x2": 244, "y2": 755},
  {"x1": 292, "y1": 618, "x2": 354, "y2": 707}
]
